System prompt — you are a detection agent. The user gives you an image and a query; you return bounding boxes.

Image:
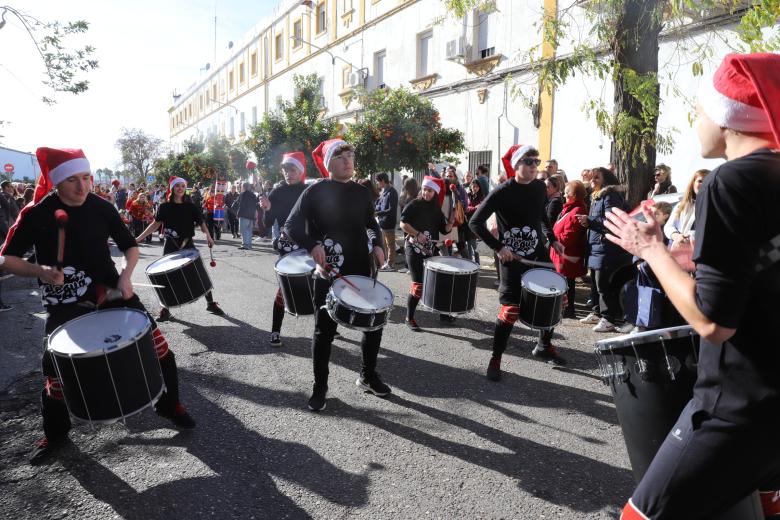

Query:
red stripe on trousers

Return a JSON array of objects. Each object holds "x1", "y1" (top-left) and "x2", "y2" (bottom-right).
[
  {"x1": 498, "y1": 305, "x2": 520, "y2": 325},
  {"x1": 152, "y1": 326, "x2": 170, "y2": 359},
  {"x1": 45, "y1": 376, "x2": 64, "y2": 400},
  {"x1": 409, "y1": 283, "x2": 422, "y2": 299}
]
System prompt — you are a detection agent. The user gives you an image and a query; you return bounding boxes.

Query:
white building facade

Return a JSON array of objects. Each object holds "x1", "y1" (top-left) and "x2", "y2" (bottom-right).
[{"x1": 168, "y1": 0, "x2": 771, "y2": 187}]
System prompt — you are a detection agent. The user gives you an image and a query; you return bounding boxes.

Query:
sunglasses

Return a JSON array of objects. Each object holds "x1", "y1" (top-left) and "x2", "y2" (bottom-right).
[{"x1": 521, "y1": 158, "x2": 541, "y2": 166}]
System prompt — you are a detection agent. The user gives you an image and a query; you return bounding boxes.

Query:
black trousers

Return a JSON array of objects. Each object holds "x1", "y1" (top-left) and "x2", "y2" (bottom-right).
[
  {"x1": 42, "y1": 295, "x2": 181, "y2": 440},
  {"x1": 311, "y1": 277, "x2": 382, "y2": 388},
  {"x1": 593, "y1": 265, "x2": 621, "y2": 322},
  {"x1": 630, "y1": 400, "x2": 780, "y2": 518},
  {"x1": 227, "y1": 212, "x2": 238, "y2": 236}
]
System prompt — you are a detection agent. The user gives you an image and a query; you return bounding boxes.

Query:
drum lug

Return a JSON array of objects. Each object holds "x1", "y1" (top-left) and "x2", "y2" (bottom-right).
[
  {"x1": 349, "y1": 311, "x2": 356, "y2": 325},
  {"x1": 369, "y1": 313, "x2": 375, "y2": 327}
]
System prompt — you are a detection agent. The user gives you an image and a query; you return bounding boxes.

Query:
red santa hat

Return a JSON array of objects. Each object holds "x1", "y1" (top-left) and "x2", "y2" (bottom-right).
[
  {"x1": 501, "y1": 144, "x2": 534, "y2": 178},
  {"x1": 698, "y1": 53, "x2": 780, "y2": 144},
  {"x1": 421, "y1": 175, "x2": 446, "y2": 207},
  {"x1": 281, "y1": 151, "x2": 307, "y2": 180},
  {"x1": 0, "y1": 147, "x2": 91, "y2": 255},
  {"x1": 311, "y1": 138, "x2": 352, "y2": 178}
]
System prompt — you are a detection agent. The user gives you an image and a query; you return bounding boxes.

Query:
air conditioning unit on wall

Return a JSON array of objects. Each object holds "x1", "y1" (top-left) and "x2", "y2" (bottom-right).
[
  {"x1": 445, "y1": 37, "x2": 467, "y2": 60},
  {"x1": 348, "y1": 69, "x2": 367, "y2": 88}
]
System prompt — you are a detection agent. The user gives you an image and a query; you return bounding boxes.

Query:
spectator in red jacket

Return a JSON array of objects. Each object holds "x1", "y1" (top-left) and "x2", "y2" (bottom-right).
[{"x1": 550, "y1": 180, "x2": 588, "y2": 318}]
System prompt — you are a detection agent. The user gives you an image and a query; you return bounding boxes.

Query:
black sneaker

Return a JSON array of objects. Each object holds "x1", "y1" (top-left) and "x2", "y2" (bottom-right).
[
  {"x1": 405, "y1": 318, "x2": 421, "y2": 331},
  {"x1": 356, "y1": 373, "x2": 391, "y2": 396},
  {"x1": 0, "y1": 303, "x2": 12, "y2": 312},
  {"x1": 206, "y1": 301, "x2": 225, "y2": 315},
  {"x1": 157, "y1": 403, "x2": 196, "y2": 429},
  {"x1": 563, "y1": 307, "x2": 576, "y2": 319},
  {"x1": 157, "y1": 307, "x2": 172, "y2": 322},
  {"x1": 486, "y1": 357, "x2": 502, "y2": 382},
  {"x1": 439, "y1": 314, "x2": 456, "y2": 324},
  {"x1": 269, "y1": 332, "x2": 282, "y2": 347},
  {"x1": 532, "y1": 345, "x2": 568, "y2": 366},
  {"x1": 308, "y1": 385, "x2": 328, "y2": 412},
  {"x1": 29, "y1": 436, "x2": 68, "y2": 465}
]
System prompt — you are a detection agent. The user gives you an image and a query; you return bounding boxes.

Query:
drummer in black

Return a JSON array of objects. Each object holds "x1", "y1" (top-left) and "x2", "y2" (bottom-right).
[
  {"x1": 1, "y1": 147, "x2": 195, "y2": 465},
  {"x1": 135, "y1": 176, "x2": 224, "y2": 320},
  {"x1": 399, "y1": 175, "x2": 454, "y2": 330},
  {"x1": 606, "y1": 53, "x2": 780, "y2": 520},
  {"x1": 470, "y1": 144, "x2": 567, "y2": 381},
  {"x1": 285, "y1": 138, "x2": 389, "y2": 412},
  {"x1": 260, "y1": 151, "x2": 308, "y2": 347}
]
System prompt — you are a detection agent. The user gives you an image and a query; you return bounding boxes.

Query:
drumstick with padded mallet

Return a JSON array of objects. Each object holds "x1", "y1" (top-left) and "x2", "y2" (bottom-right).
[{"x1": 208, "y1": 244, "x2": 216, "y2": 267}]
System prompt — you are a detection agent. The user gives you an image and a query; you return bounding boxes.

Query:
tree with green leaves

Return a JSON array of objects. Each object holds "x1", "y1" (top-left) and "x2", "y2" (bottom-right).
[
  {"x1": 443, "y1": 0, "x2": 780, "y2": 205},
  {"x1": 153, "y1": 136, "x2": 244, "y2": 186},
  {"x1": 245, "y1": 74, "x2": 338, "y2": 181},
  {"x1": 0, "y1": 6, "x2": 98, "y2": 104},
  {"x1": 345, "y1": 87, "x2": 465, "y2": 178},
  {"x1": 115, "y1": 128, "x2": 164, "y2": 184}
]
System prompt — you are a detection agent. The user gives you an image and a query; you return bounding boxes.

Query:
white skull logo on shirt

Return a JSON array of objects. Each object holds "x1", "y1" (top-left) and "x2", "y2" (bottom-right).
[{"x1": 503, "y1": 226, "x2": 538, "y2": 257}]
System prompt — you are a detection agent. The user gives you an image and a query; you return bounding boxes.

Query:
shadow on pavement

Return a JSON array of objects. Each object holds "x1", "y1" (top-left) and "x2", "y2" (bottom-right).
[
  {"x1": 327, "y1": 397, "x2": 630, "y2": 515},
  {"x1": 55, "y1": 380, "x2": 371, "y2": 520}
]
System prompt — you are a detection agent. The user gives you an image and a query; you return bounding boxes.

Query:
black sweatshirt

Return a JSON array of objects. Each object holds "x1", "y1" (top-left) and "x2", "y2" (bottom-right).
[
  {"x1": 284, "y1": 179, "x2": 382, "y2": 276},
  {"x1": 263, "y1": 182, "x2": 307, "y2": 228},
  {"x1": 469, "y1": 178, "x2": 555, "y2": 260}
]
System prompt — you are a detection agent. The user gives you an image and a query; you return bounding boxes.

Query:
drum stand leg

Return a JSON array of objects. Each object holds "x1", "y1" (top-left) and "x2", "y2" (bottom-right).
[
  {"x1": 68, "y1": 355, "x2": 96, "y2": 431},
  {"x1": 103, "y1": 352, "x2": 128, "y2": 426}
]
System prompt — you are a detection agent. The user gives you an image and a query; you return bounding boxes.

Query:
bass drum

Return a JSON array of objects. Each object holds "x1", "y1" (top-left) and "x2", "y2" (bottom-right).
[
  {"x1": 47, "y1": 308, "x2": 164, "y2": 425},
  {"x1": 146, "y1": 249, "x2": 213, "y2": 307},
  {"x1": 421, "y1": 256, "x2": 480, "y2": 315},
  {"x1": 274, "y1": 249, "x2": 316, "y2": 316}
]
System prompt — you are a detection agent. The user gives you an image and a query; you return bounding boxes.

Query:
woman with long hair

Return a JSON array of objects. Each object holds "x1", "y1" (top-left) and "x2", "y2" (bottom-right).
[
  {"x1": 664, "y1": 169, "x2": 710, "y2": 242},
  {"x1": 576, "y1": 167, "x2": 632, "y2": 332}
]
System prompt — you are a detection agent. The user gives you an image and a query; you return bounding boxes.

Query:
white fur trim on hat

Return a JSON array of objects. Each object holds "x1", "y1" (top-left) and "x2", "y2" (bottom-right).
[
  {"x1": 169, "y1": 177, "x2": 187, "y2": 189},
  {"x1": 510, "y1": 145, "x2": 535, "y2": 170},
  {"x1": 698, "y1": 76, "x2": 771, "y2": 134},
  {"x1": 324, "y1": 139, "x2": 348, "y2": 169},
  {"x1": 50, "y1": 158, "x2": 91, "y2": 186},
  {"x1": 281, "y1": 156, "x2": 304, "y2": 172},
  {"x1": 421, "y1": 178, "x2": 441, "y2": 194}
]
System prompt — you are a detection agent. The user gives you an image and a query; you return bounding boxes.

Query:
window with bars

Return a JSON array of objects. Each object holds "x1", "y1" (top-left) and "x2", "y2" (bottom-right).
[{"x1": 468, "y1": 151, "x2": 492, "y2": 178}]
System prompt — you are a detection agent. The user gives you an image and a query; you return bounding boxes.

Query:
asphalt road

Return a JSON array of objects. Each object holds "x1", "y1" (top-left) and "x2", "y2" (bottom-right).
[{"x1": 0, "y1": 233, "x2": 633, "y2": 519}]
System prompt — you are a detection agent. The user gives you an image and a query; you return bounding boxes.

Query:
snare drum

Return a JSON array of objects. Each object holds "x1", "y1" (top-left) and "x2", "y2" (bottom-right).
[
  {"x1": 213, "y1": 207, "x2": 225, "y2": 221},
  {"x1": 274, "y1": 249, "x2": 316, "y2": 316},
  {"x1": 421, "y1": 257, "x2": 480, "y2": 315},
  {"x1": 325, "y1": 276, "x2": 394, "y2": 331},
  {"x1": 518, "y1": 269, "x2": 567, "y2": 329},
  {"x1": 595, "y1": 325, "x2": 699, "y2": 481},
  {"x1": 146, "y1": 249, "x2": 213, "y2": 307},
  {"x1": 47, "y1": 309, "x2": 165, "y2": 425}
]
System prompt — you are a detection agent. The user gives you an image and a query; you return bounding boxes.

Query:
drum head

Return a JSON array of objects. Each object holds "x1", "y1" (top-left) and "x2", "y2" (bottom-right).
[
  {"x1": 521, "y1": 268, "x2": 567, "y2": 295},
  {"x1": 275, "y1": 249, "x2": 316, "y2": 275},
  {"x1": 48, "y1": 309, "x2": 151, "y2": 356},
  {"x1": 596, "y1": 325, "x2": 696, "y2": 353},
  {"x1": 331, "y1": 276, "x2": 393, "y2": 311},
  {"x1": 147, "y1": 249, "x2": 200, "y2": 274},
  {"x1": 425, "y1": 256, "x2": 480, "y2": 274}
]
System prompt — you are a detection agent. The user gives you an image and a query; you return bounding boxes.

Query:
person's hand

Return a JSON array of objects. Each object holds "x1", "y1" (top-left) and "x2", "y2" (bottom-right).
[
  {"x1": 207, "y1": 235, "x2": 215, "y2": 248},
  {"x1": 672, "y1": 233, "x2": 688, "y2": 245},
  {"x1": 372, "y1": 245, "x2": 386, "y2": 267},
  {"x1": 39, "y1": 266, "x2": 64, "y2": 285},
  {"x1": 116, "y1": 273, "x2": 135, "y2": 300},
  {"x1": 497, "y1": 246, "x2": 515, "y2": 263},
  {"x1": 552, "y1": 241, "x2": 565, "y2": 255},
  {"x1": 604, "y1": 206, "x2": 665, "y2": 259},
  {"x1": 311, "y1": 245, "x2": 326, "y2": 268},
  {"x1": 416, "y1": 233, "x2": 429, "y2": 245},
  {"x1": 575, "y1": 215, "x2": 589, "y2": 227}
]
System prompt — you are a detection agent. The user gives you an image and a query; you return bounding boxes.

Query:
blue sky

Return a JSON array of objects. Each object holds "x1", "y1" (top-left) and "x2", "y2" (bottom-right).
[{"x1": 0, "y1": 0, "x2": 278, "y2": 169}]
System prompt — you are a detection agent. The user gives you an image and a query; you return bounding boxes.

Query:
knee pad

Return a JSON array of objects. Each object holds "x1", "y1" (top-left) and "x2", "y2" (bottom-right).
[
  {"x1": 760, "y1": 490, "x2": 780, "y2": 517},
  {"x1": 498, "y1": 305, "x2": 519, "y2": 325},
  {"x1": 44, "y1": 377, "x2": 64, "y2": 400},
  {"x1": 152, "y1": 325, "x2": 170, "y2": 359},
  {"x1": 274, "y1": 288, "x2": 285, "y2": 308},
  {"x1": 409, "y1": 282, "x2": 422, "y2": 299}
]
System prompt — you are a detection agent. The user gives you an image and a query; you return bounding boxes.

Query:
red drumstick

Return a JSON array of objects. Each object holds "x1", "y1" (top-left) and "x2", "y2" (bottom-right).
[
  {"x1": 54, "y1": 209, "x2": 68, "y2": 269},
  {"x1": 325, "y1": 264, "x2": 360, "y2": 291}
]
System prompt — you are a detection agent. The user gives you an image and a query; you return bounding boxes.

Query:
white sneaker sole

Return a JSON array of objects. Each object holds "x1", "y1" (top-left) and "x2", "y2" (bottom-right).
[{"x1": 356, "y1": 379, "x2": 390, "y2": 397}]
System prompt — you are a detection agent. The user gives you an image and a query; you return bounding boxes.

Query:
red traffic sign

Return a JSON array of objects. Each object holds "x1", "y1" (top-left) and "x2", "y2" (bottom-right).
[{"x1": 3, "y1": 163, "x2": 13, "y2": 173}]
